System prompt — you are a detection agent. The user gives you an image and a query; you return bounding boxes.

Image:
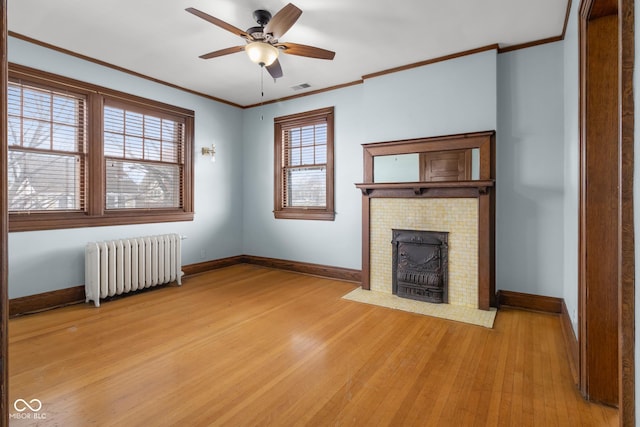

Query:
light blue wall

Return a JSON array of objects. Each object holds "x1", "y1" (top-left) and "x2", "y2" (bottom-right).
[
  {"x1": 496, "y1": 42, "x2": 565, "y2": 298},
  {"x1": 241, "y1": 50, "x2": 497, "y2": 269},
  {"x1": 241, "y1": 85, "x2": 364, "y2": 268},
  {"x1": 7, "y1": 37, "x2": 245, "y2": 298},
  {"x1": 362, "y1": 50, "x2": 497, "y2": 142}
]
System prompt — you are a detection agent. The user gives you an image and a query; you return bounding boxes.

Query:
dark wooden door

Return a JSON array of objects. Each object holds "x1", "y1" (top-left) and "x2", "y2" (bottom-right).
[
  {"x1": 579, "y1": 0, "x2": 623, "y2": 410},
  {"x1": 579, "y1": 0, "x2": 635, "y2": 422}
]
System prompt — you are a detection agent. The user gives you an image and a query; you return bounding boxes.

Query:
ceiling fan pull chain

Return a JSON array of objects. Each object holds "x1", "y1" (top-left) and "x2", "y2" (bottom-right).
[{"x1": 260, "y1": 66, "x2": 265, "y2": 121}]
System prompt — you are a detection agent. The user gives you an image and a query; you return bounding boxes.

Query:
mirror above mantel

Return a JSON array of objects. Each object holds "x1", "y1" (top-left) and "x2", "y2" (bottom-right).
[
  {"x1": 360, "y1": 130, "x2": 495, "y2": 184},
  {"x1": 355, "y1": 130, "x2": 496, "y2": 198},
  {"x1": 373, "y1": 149, "x2": 480, "y2": 183}
]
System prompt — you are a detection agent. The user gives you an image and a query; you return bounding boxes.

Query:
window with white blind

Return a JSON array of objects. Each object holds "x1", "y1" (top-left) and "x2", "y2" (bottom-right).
[
  {"x1": 8, "y1": 81, "x2": 87, "y2": 213},
  {"x1": 8, "y1": 64, "x2": 194, "y2": 232},
  {"x1": 274, "y1": 107, "x2": 334, "y2": 220},
  {"x1": 103, "y1": 102, "x2": 184, "y2": 210}
]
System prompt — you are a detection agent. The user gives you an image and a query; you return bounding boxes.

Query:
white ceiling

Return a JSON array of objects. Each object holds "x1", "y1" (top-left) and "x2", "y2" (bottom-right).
[{"x1": 8, "y1": 0, "x2": 569, "y2": 107}]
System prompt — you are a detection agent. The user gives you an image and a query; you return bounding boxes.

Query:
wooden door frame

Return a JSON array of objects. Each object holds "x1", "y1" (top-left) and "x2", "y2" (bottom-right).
[
  {"x1": 579, "y1": 0, "x2": 634, "y2": 423},
  {"x1": 1, "y1": 0, "x2": 8, "y2": 425}
]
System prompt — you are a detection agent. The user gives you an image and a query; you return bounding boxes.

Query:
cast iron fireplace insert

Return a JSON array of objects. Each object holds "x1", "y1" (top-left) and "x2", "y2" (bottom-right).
[{"x1": 391, "y1": 229, "x2": 449, "y2": 304}]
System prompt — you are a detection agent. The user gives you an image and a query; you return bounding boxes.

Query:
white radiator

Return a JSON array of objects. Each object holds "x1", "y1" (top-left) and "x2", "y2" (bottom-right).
[{"x1": 85, "y1": 233, "x2": 183, "y2": 307}]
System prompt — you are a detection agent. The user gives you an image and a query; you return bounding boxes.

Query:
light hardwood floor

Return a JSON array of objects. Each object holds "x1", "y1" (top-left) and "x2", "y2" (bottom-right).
[{"x1": 9, "y1": 264, "x2": 617, "y2": 426}]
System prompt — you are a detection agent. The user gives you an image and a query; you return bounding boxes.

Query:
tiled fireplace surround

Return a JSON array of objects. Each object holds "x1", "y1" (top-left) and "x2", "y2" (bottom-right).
[
  {"x1": 356, "y1": 131, "x2": 496, "y2": 310},
  {"x1": 371, "y1": 198, "x2": 478, "y2": 308}
]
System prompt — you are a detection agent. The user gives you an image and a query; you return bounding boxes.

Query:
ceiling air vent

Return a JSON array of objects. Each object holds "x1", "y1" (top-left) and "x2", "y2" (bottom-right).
[{"x1": 291, "y1": 83, "x2": 311, "y2": 91}]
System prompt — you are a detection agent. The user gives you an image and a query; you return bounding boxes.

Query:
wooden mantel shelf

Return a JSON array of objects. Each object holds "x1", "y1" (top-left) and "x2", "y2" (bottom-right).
[{"x1": 355, "y1": 180, "x2": 495, "y2": 197}]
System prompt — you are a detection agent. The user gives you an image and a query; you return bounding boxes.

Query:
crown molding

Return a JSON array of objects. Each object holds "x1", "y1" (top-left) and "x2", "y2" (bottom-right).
[
  {"x1": 10, "y1": 0, "x2": 574, "y2": 109},
  {"x1": 8, "y1": 31, "x2": 243, "y2": 109}
]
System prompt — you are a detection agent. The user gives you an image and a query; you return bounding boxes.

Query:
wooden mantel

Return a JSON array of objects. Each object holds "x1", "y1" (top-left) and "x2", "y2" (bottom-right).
[
  {"x1": 355, "y1": 180, "x2": 494, "y2": 197},
  {"x1": 357, "y1": 131, "x2": 496, "y2": 310}
]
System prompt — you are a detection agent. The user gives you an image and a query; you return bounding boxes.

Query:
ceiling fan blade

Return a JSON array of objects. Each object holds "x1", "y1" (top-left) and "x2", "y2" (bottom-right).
[
  {"x1": 186, "y1": 7, "x2": 252, "y2": 40},
  {"x1": 199, "y1": 46, "x2": 246, "y2": 60},
  {"x1": 266, "y1": 59, "x2": 283, "y2": 79},
  {"x1": 264, "y1": 3, "x2": 302, "y2": 39},
  {"x1": 278, "y1": 43, "x2": 335, "y2": 60}
]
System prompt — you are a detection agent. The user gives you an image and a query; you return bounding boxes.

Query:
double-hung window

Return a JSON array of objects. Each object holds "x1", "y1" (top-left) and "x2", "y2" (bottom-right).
[
  {"x1": 103, "y1": 101, "x2": 185, "y2": 210},
  {"x1": 274, "y1": 107, "x2": 334, "y2": 220},
  {"x1": 8, "y1": 79, "x2": 87, "y2": 214},
  {"x1": 8, "y1": 64, "x2": 194, "y2": 232}
]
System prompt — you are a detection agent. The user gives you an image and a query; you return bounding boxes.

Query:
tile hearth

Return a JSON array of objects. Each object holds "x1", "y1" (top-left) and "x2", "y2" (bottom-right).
[{"x1": 342, "y1": 287, "x2": 496, "y2": 328}]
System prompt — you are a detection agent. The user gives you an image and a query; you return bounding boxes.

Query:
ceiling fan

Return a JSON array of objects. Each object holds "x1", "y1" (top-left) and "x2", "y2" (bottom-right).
[{"x1": 186, "y1": 3, "x2": 336, "y2": 79}]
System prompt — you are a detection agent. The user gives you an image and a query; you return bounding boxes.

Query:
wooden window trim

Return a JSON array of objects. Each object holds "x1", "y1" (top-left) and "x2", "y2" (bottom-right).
[
  {"x1": 274, "y1": 107, "x2": 335, "y2": 221},
  {"x1": 8, "y1": 63, "x2": 194, "y2": 232}
]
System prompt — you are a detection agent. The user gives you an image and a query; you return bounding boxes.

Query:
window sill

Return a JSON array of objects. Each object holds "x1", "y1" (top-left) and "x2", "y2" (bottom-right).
[
  {"x1": 273, "y1": 209, "x2": 335, "y2": 221},
  {"x1": 9, "y1": 210, "x2": 194, "y2": 232}
]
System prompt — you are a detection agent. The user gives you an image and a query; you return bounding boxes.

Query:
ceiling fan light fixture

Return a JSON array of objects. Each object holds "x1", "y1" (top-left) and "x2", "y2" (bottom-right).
[{"x1": 245, "y1": 42, "x2": 279, "y2": 66}]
